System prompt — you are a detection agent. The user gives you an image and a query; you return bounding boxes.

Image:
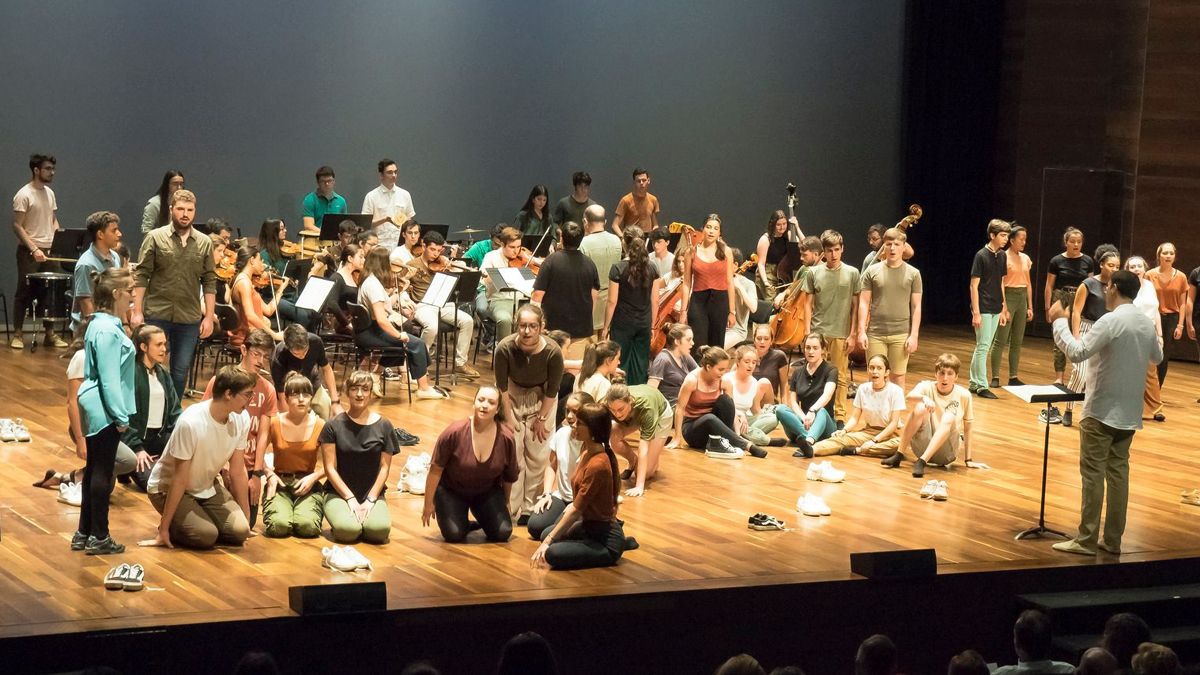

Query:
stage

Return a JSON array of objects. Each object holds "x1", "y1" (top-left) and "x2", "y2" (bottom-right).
[{"x1": 1, "y1": 326, "x2": 1199, "y2": 673}]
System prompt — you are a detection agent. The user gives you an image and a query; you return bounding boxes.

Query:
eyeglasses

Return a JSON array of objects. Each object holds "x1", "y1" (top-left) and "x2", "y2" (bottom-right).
[{"x1": 517, "y1": 323, "x2": 541, "y2": 332}]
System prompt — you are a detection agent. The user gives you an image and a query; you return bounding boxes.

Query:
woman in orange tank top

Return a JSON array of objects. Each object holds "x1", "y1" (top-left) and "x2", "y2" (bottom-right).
[
  {"x1": 681, "y1": 214, "x2": 736, "y2": 355},
  {"x1": 672, "y1": 347, "x2": 767, "y2": 459},
  {"x1": 261, "y1": 372, "x2": 326, "y2": 538}
]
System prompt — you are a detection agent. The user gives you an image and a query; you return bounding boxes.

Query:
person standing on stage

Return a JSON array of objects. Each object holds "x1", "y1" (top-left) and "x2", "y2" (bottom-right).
[
  {"x1": 71, "y1": 211, "x2": 123, "y2": 333},
  {"x1": 11, "y1": 153, "x2": 67, "y2": 350},
  {"x1": 755, "y1": 210, "x2": 794, "y2": 300},
  {"x1": 681, "y1": 214, "x2": 735, "y2": 356},
  {"x1": 1049, "y1": 270, "x2": 1162, "y2": 556},
  {"x1": 1062, "y1": 246, "x2": 1120, "y2": 428},
  {"x1": 141, "y1": 170, "x2": 186, "y2": 233},
  {"x1": 860, "y1": 222, "x2": 914, "y2": 273},
  {"x1": 1188, "y1": 262, "x2": 1200, "y2": 392},
  {"x1": 531, "y1": 221, "x2": 598, "y2": 359},
  {"x1": 494, "y1": 305, "x2": 564, "y2": 522},
  {"x1": 362, "y1": 158, "x2": 415, "y2": 250},
  {"x1": 967, "y1": 219, "x2": 1010, "y2": 399},
  {"x1": 132, "y1": 188, "x2": 216, "y2": 395},
  {"x1": 73, "y1": 268, "x2": 136, "y2": 555},
  {"x1": 515, "y1": 184, "x2": 554, "y2": 239},
  {"x1": 800, "y1": 230, "x2": 860, "y2": 425},
  {"x1": 552, "y1": 171, "x2": 597, "y2": 229},
  {"x1": 858, "y1": 227, "x2": 923, "y2": 390},
  {"x1": 143, "y1": 365, "x2": 255, "y2": 550},
  {"x1": 611, "y1": 167, "x2": 660, "y2": 237},
  {"x1": 990, "y1": 224, "x2": 1033, "y2": 388},
  {"x1": 406, "y1": 230, "x2": 480, "y2": 379},
  {"x1": 1043, "y1": 227, "x2": 1094, "y2": 388},
  {"x1": 603, "y1": 233, "x2": 662, "y2": 385},
  {"x1": 1147, "y1": 242, "x2": 1188, "y2": 392},
  {"x1": 581, "y1": 205, "x2": 623, "y2": 338},
  {"x1": 301, "y1": 165, "x2": 347, "y2": 234},
  {"x1": 1125, "y1": 256, "x2": 1166, "y2": 422}
]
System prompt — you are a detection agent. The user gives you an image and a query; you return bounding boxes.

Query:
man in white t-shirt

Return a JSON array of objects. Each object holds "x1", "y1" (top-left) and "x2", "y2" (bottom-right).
[
  {"x1": 579, "y1": 205, "x2": 622, "y2": 335},
  {"x1": 812, "y1": 356, "x2": 906, "y2": 457},
  {"x1": 11, "y1": 153, "x2": 66, "y2": 350},
  {"x1": 142, "y1": 365, "x2": 256, "y2": 550},
  {"x1": 883, "y1": 353, "x2": 983, "y2": 478},
  {"x1": 362, "y1": 158, "x2": 415, "y2": 250}
]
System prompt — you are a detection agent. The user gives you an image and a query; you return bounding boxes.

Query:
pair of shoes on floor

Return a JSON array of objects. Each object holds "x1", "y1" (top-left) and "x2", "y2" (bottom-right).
[
  {"x1": 705, "y1": 436, "x2": 744, "y2": 459},
  {"x1": 806, "y1": 461, "x2": 845, "y2": 483},
  {"x1": 748, "y1": 512, "x2": 786, "y2": 530},
  {"x1": 103, "y1": 563, "x2": 145, "y2": 591},
  {"x1": 455, "y1": 364, "x2": 480, "y2": 379},
  {"x1": 81, "y1": 535, "x2": 125, "y2": 555},
  {"x1": 393, "y1": 428, "x2": 420, "y2": 446},
  {"x1": 58, "y1": 481, "x2": 82, "y2": 506},
  {"x1": 797, "y1": 494, "x2": 831, "y2": 517},
  {"x1": 919, "y1": 479, "x2": 948, "y2": 501},
  {"x1": 322, "y1": 545, "x2": 373, "y2": 572},
  {"x1": 1182, "y1": 489, "x2": 1200, "y2": 506},
  {"x1": 399, "y1": 452, "x2": 431, "y2": 494},
  {"x1": 1039, "y1": 406, "x2": 1063, "y2": 425},
  {"x1": 0, "y1": 418, "x2": 31, "y2": 442}
]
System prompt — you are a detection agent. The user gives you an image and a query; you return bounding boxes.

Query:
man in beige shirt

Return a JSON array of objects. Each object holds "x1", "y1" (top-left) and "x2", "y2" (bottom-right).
[{"x1": 11, "y1": 153, "x2": 66, "y2": 350}]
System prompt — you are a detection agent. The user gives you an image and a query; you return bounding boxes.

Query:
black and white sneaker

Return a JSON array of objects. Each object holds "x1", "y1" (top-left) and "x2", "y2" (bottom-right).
[
  {"x1": 1038, "y1": 406, "x2": 1063, "y2": 425},
  {"x1": 705, "y1": 435, "x2": 745, "y2": 460},
  {"x1": 393, "y1": 428, "x2": 420, "y2": 446},
  {"x1": 104, "y1": 564, "x2": 131, "y2": 590},
  {"x1": 748, "y1": 513, "x2": 785, "y2": 531}
]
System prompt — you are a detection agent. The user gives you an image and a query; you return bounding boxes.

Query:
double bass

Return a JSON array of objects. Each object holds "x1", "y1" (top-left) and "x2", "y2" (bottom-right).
[
  {"x1": 772, "y1": 182, "x2": 804, "y2": 285},
  {"x1": 848, "y1": 203, "x2": 923, "y2": 366},
  {"x1": 768, "y1": 183, "x2": 812, "y2": 349},
  {"x1": 649, "y1": 223, "x2": 702, "y2": 357}
]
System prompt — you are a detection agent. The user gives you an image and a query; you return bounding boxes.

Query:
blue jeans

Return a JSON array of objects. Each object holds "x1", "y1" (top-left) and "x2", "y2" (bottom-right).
[
  {"x1": 775, "y1": 406, "x2": 835, "y2": 444},
  {"x1": 970, "y1": 313, "x2": 1002, "y2": 390},
  {"x1": 147, "y1": 319, "x2": 200, "y2": 395}
]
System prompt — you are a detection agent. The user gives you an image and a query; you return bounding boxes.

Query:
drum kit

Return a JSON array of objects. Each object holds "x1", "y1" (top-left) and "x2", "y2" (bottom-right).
[{"x1": 24, "y1": 270, "x2": 72, "y2": 353}]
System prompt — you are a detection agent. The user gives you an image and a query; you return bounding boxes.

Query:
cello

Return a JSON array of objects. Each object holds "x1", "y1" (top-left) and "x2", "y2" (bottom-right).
[
  {"x1": 848, "y1": 203, "x2": 923, "y2": 366},
  {"x1": 772, "y1": 182, "x2": 804, "y2": 285},
  {"x1": 649, "y1": 223, "x2": 703, "y2": 357}
]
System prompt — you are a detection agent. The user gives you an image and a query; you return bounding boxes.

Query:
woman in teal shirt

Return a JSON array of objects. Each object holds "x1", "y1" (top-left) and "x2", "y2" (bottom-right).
[{"x1": 74, "y1": 267, "x2": 136, "y2": 555}]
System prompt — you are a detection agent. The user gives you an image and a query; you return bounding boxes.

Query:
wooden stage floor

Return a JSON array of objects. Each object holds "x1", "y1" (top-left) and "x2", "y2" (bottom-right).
[{"x1": 1, "y1": 326, "x2": 1198, "y2": 640}]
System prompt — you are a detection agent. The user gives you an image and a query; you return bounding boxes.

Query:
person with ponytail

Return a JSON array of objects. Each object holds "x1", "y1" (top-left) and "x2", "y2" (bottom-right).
[
  {"x1": 575, "y1": 340, "x2": 621, "y2": 402},
  {"x1": 606, "y1": 383, "x2": 672, "y2": 497},
  {"x1": 228, "y1": 244, "x2": 283, "y2": 344},
  {"x1": 603, "y1": 232, "x2": 662, "y2": 385},
  {"x1": 257, "y1": 218, "x2": 318, "y2": 331},
  {"x1": 647, "y1": 323, "x2": 698, "y2": 406},
  {"x1": 673, "y1": 346, "x2": 768, "y2": 459},
  {"x1": 531, "y1": 403, "x2": 636, "y2": 570},
  {"x1": 141, "y1": 170, "x2": 185, "y2": 233}
]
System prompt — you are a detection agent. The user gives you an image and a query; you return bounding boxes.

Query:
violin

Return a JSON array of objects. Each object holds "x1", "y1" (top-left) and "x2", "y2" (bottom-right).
[
  {"x1": 513, "y1": 247, "x2": 542, "y2": 274},
  {"x1": 280, "y1": 240, "x2": 302, "y2": 258},
  {"x1": 848, "y1": 203, "x2": 924, "y2": 366},
  {"x1": 216, "y1": 247, "x2": 238, "y2": 282}
]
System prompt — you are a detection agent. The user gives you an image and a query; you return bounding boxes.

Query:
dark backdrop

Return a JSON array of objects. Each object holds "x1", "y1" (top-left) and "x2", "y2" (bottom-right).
[{"x1": 0, "y1": 0, "x2": 906, "y2": 311}]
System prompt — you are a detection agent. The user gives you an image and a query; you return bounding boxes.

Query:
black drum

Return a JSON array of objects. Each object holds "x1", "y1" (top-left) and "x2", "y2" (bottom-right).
[{"x1": 26, "y1": 272, "x2": 71, "y2": 319}]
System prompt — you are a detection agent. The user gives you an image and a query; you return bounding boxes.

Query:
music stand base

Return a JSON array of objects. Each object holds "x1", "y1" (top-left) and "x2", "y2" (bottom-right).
[{"x1": 1014, "y1": 525, "x2": 1068, "y2": 541}]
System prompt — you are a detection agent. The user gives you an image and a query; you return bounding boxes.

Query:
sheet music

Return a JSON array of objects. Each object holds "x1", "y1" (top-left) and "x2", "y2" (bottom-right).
[
  {"x1": 496, "y1": 267, "x2": 536, "y2": 297},
  {"x1": 295, "y1": 277, "x2": 334, "y2": 312},
  {"x1": 1003, "y1": 384, "x2": 1071, "y2": 403},
  {"x1": 420, "y1": 272, "x2": 458, "y2": 307}
]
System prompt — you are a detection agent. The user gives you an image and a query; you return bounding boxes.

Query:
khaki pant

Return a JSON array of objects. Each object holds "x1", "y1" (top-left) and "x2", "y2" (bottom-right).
[
  {"x1": 826, "y1": 337, "x2": 851, "y2": 422},
  {"x1": 507, "y1": 384, "x2": 555, "y2": 518},
  {"x1": 812, "y1": 426, "x2": 900, "y2": 457},
  {"x1": 1073, "y1": 416, "x2": 1134, "y2": 549},
  {"x1": 1142, "y1": 363, "x2": 1163, "y2": 419},
  {"x1": 149, "y1": 479, "x2": 250, "y2": 550},
  {"x1": 867, "y1": 332, "x2": 911, "y2": 375}
]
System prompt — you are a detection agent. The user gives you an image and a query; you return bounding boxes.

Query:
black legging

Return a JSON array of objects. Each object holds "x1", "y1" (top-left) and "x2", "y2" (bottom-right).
[
  {"x1": 527, "y1": 496, "x2": 568, "y2": 541},
  {"x1": 1159, "y1": 312, "x2": 1180, "y2": 385},
  {"x1": 78, "y1": 423, "x2": 120, "y2": 539},
  {"x1": 433, "y1": 483, "x2": 512, "y2": 543},
  {"x1": 545, "y1": 519, "x2": 626, "y2": 570},
  {"x1": 355, "y1": 324, "x2": 429, "y2": 377},
  {"x1": 681, "y1": 393, "x2": 746, "y2": 450},
  {"x1": 688, "y1": 288, "x2": 729, "y2": 356}
]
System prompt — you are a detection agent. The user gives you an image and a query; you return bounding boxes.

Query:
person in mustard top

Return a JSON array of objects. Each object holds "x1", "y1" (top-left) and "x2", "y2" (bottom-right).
[{"x1": 262, "y1": 372, "x2": 327, "y2": 538}]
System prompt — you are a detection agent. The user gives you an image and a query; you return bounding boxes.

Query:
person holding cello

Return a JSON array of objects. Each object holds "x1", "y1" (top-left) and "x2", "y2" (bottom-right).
[{"x1": 755, "y1": 210, "x2": 793, "y2": 300}]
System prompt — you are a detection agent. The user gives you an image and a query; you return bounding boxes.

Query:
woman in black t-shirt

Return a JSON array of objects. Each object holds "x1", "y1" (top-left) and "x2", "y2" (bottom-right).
[
  {"x1": 319, "y1": 370, "x2": 398, "y2": 544},
  {"x1": 775, "y1": 333, "x2": 837, "y2": 457},
  {"x1": 603, "y1": 235, "x2": 662, "y2": 386},
  {"x1": 1043, "y1": 227, "x2": 1094, "y2": 385}
]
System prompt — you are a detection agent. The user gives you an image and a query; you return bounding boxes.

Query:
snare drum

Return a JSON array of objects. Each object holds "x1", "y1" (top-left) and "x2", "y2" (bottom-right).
[{"x1": 26, "y1": 272, "x2": 72, "y2": 319}]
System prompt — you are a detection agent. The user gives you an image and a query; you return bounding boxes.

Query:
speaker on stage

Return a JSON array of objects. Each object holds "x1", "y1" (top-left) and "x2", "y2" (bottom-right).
[
  {"x1": 850, "y1": 549, "x2": 937, "y2": 579},
  {"x1": 288, "y1": 582, "x2": 387, "y2": 615}
]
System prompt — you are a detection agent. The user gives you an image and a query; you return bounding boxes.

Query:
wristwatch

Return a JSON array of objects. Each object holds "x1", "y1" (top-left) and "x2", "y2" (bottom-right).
[{"x1": 249, "y1": 470, "x2": 265, "y2": 478}]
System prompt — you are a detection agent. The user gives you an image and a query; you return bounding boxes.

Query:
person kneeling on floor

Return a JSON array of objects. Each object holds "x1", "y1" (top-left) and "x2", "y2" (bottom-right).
[
  {"x1": 882, "y1": 353, "x2": 986, "y2": 478},
  {"x1": 142, "y1": 365, "x2": 255, "y2": 550}
]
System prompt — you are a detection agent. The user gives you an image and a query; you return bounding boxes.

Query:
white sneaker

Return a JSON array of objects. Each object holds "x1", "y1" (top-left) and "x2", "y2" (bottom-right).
[
  {"x1": 399, "y1": 453, "x2": 431, "y2": 494},
  {"x1": 341, "y1": 546, "x2": 373, "y2": 571},
  {"x1": 806, "y1": 461, "x2": 845, "y2": 483},
  {"x1": 797, "y1": 494, "x2": 831, "y2": 517},
  {"x1": 919, "y1": 480, "x2": 938, "y2": 499},
  {"x1": 0, "y1": 419, "x2": 15, "y2": 442},
  {"x1": 11, "y1": 418, "x2": 31, "y2": 442},
  {"x1": 104, "y1": 564, "x2": 131, "y2": 590},
  {"x1": 416, "y1": 388, "x2": 449, "y2": 400},
  {"x1": 932, "y1": 481, "x2": 949, "y2": 502},
  {"x1": 321, "y1": 546, "x2": 359, "y2": 572},
  {"x1": 58, "y1": 481, "x2": 82, "y2": 506}
]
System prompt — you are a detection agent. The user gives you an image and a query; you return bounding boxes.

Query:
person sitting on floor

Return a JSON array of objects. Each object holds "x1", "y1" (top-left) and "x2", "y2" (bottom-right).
[
  {"x1": 991, "y1": 609, "x2": 1074, "y2": 675},
  {"x1": 261, "y1": 371, "x2": 326, "y2": 538},
  {"x1": 528, "y1": 391, "x2": 592, "y2": 540},
  {"x1": 530, "y1": 403, "x2": 636, "y2": 570},
  {"x1": 606, "y1": 383, "x2": 673, "y2": 497},
  {"x1": 882, "y1": 352, "x2": 984, "y2": 478},
  {"x1": 648, "y1": 323, "x2": 698, "y2": 407},
  {"x1": 575, "y1": 339, "x2": 621, "y2": 402},
  {"x1": 121, "y1": 324, "x2": 181, "y2": 492},
  {"x1": 422, "y1": 385, "x2": 519, "y2": 543},
  {"x1": 776, "y1": 333, "x2": 838, "y2": 458},
  {"x1": 319, "y1": 370, "x2": 398, "y2": 544},
  {"x1": 142, "y1": 365, "x2": 255, "y2": 550},
  {"x1": 723, "y1": 343, "x2": 780, "y2": 448},
  {"x1": 811, "y1": 354, "x2": 904, "y2": 458},
  {"x1": 674, "y1": 347, "x2": 768, "y2": 459}
]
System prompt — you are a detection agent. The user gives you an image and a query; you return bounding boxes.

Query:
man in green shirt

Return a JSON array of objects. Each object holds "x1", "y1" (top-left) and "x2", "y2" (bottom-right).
[
  {"x1": 606, "y1": 383, "x2": 672, "y2": 498},
  {"x1": 132, "y1": 189, "x2": 217, "y2": 394},
  {"x1": 801, "y1": 230, "x2": 861, "y2": 424},
  {"x1": 301, "y1": 165, "x2": 348, "y2": 233}
]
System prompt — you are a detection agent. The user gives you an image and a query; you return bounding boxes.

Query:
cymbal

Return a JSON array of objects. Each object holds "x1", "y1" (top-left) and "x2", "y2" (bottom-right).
[{"x1": 455, "y1": 227, "x2": 484, "y2": 235}]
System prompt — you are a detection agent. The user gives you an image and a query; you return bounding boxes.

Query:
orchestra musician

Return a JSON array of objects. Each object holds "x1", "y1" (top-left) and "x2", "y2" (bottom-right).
[
  {"x1": 257, "y1": 218, "x2": 318, "y2": 331},
  {"x1": 406, "y1": 230, "x2": 480, "y2": 380},
  {"x1": 480, "y1": 226, "x2": 530, "y2": 343}
]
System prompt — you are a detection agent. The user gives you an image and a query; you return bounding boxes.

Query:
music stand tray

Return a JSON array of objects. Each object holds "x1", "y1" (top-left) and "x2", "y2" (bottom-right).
[
  {"x1": 1002, "y1": 384, "x2": 1087, "y2": 541},
  {"x1": 319, "y1": 213, "x2": 373, "y2": 241},
  {"x1": 50, "y1": 229, "x2": 88, "y2": 260}
]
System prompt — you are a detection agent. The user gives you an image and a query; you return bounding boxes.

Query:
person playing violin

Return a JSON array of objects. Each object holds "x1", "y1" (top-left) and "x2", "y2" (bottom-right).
[
  {"x1": 480, "y1": 226, "x2": 530, "y2": 343},
  {"x1": 228, "y1": 245, "x2": 283, "y2": 344},
  {"x1": 406, "y1": 230, "x2": 480, "y2": 379},
  {"x1": 256, "y1": 218, "x2": 319, "y2": 331},
  {"x1": 389, "y1": 220, "x2": 422, "y2": 266}
]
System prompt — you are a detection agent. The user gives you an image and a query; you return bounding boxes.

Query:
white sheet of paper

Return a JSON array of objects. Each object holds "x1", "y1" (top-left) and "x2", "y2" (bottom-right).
[
  {"x1": 496, "y1": 267, "x2": 536, "y2": 296},
  {"x1": 1003, "y1": 384, "x2": 1068, "y2": 403},
  {"x1": 294, "y1": 277, "x2": 334, "y2": 312},
  {"x1": 420, "y1": 272, "x2": 458, "y2": 307}
]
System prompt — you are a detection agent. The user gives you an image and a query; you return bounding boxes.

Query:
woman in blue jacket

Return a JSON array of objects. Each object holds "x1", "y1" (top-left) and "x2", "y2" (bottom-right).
[{"x1": 74, "y1": 268, "x2": 136, "y2": 555}]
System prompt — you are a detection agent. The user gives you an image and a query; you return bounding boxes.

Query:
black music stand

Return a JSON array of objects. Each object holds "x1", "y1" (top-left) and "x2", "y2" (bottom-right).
[
  {"x1": 1004, "y1": 383, "x2": 1087, "y2": 540},
  {"x1": 49, "y1": 228, "x2": 89, "y2": 262},
  {"x1": 319, "y1": 213, "x2": 373, "y2": 240}
]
